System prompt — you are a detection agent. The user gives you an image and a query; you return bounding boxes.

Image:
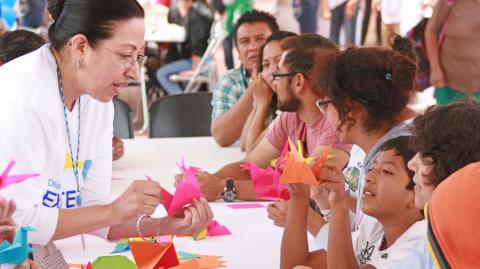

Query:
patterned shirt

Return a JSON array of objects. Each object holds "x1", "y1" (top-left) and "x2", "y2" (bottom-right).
[{"x1": 211, "y1": 65, "x2": 249, "y2": 119}]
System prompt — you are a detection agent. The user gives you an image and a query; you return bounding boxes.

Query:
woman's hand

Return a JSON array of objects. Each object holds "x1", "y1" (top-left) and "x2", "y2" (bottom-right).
[
  {"x1": 430, "y1": 67, "x2": 446, "y2": 88},
  {"x1": 267, "y1": 200, "x2": 289, "y2": 227},
  {"x1": 110, "y1": 180, "x2": 163, "y2": 225},
  {"x1": 162, "y1": 198, "x2": 214, "y2": 236},
  {"x1": 310, "y1": 186, "x2": 330, "y2": 209},
  {"x1": 251, "y1": 75, "x2": 273, "y2": 107}
]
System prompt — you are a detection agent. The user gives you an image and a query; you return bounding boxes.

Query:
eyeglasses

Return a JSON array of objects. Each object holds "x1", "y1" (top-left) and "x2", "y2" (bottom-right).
[
  {"x1": 102, "y1": 46, "x2": 146, "y2": 70},
  {"x1": 316, "y1": 99, "x2": 332, "y2": 114},
  {"x1": 272, "y1": 71, "x2": 298, "y2": 81}
]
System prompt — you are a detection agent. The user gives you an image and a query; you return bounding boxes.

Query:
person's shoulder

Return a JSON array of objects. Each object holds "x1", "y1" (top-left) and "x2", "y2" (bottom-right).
[
  {"x1": 222, "y1": 66, "x2": 243, "y2": 80},
  {"x1": 399, "y1": 220, "x2": 427, "y2": 240},
  {"x1": 275, "y1": 112, "x2": 300, "y2": 127},
  {"x1": 0, "y1": 46, "x2": 55, "y2": 104},
  {"x1": 215, "y1": 67, "x2": 244, "y2": 90}
]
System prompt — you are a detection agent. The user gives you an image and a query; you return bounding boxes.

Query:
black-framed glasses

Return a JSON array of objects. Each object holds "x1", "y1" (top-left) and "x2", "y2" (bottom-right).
[
  {"x1": 102, "y1": 46, "x2": 146, "y2": 70},
  {"x1": 272, "y1": 71, "x2": 298, "y2": 81},
  {"x1": 316, "y1": 99, "x2": 332, "y2": 114}
]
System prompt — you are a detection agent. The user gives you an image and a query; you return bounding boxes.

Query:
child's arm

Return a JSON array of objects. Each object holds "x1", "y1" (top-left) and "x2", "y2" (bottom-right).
[
  {"x1": 280, "y1": 183, "x2": 327, "y2": 269},
  {"x1": 320, "y1": 166, "x2": 363, "y2": 269}
]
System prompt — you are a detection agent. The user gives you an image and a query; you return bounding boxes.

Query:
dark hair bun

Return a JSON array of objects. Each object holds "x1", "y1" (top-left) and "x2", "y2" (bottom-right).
[
  {"x1": 391, "y1": 35, "x2": 416, "y2": 61},
  {"x1": 48, "y1": 0, "x2": 67, "y2": 21}
]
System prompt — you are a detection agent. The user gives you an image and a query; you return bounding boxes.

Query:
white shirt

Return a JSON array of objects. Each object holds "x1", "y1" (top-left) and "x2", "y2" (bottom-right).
[
  {"x1": 0, "y1": 45, "x2": 113, "y2": 246},
  {"x1": 392, "y1": 240, "x2": 435, "y2": 269},
  {"x1": 381, "y1": 0, "x2": 405, "y2": 24},
  {"x1": 329, "y1": 0, "x2": 348, "y2": 10},
  {"x1": 352, "y1": 218, "x2": 427, "y2": 268}
]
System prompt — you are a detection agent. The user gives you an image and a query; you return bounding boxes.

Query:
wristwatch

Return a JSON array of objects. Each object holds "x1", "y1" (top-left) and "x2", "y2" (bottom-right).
[{"x1": 222, "y1": 178, "x2": 237, "y2": 202}]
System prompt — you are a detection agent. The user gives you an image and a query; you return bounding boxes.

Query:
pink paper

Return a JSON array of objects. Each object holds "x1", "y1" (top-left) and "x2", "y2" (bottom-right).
[
  {"x1": 227, "y1": 203, "x2": 266, "y2": 209},
  {"x1": 206, "y1": 220, "x2": 231, "y2": 236},
  {"x1": 0, "y1": 160, "x2": 39, "y2": 189},
  {"x1": 148, "y1": 160, "x2": 204, "y2": 216},
  {"x1": 241, "y1": 162, "x2": 290, "y2": 201}
]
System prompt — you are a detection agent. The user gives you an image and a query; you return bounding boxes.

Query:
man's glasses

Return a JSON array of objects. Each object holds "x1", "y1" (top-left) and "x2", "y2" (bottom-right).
[
  {"x1": 316, "y1": 99, "x2": 333, "y2": 114},
  {"x1": 272, "y1": 71, "x2": 298, "y2": 81},
  {"x1": 102, "y1": 46, "x2": 146, "y2": 70}
]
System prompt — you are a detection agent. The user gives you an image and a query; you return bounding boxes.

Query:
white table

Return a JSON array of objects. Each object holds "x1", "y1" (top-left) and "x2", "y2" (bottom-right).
[{"x1": 56, "y1": 137, "x2": 318, "y2": 268}]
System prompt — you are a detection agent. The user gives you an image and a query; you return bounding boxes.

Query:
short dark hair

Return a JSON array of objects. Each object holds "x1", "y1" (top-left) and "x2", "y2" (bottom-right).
[
  {"x1": 410, "y1": 99, "x2": 480, "y2": 186},
  {"x1": 379, "y1": 136, "x2": 416, "y2": 190},
  {"x1": 232, "y1": 10, "x2": 278, "y2": 46},
  {"x1": 47, "y1": 0, "x2": 144, "y2": 51},
  {"x1": 280, "y1": 33, "x2": 337, "y2": 51},
  {"x1": 325, "y1": 35, "x2": 417, "y2": 133},
  {"x1": 257, "y1": 30, "x2": 297, "y2": 73},
  {"x1": 281, "y1": 34, "x2": 339, "y2": 96},
  {"x1": 0, "y1": 30, "x2": 46, "y2": 64}
]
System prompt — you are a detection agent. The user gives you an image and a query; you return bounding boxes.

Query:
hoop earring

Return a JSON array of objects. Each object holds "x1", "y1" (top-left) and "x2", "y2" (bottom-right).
[{"x1": 78, "y1": 58, "x2": 85, "y2": 70}]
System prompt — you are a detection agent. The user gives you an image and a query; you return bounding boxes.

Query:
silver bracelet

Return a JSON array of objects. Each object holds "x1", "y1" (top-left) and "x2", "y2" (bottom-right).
[
  {"x1": 136, "y1": 214, "x2": 149, "y2": 241},
  {"x1": 136, "y1": 214, "x2": 161, "y2": 242}
]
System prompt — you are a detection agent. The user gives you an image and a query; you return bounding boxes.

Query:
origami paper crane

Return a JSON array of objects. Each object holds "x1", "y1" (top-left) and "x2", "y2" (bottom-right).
[
  {"x1": 92, "y1": 255, "x2": 137, "y2": 269},
  {"x1": 0, "y1": 226, "x2": 35, "y2": 265},
  {"x1": 0, "y1": 160, "x2": 39, "y2": 190},
  {"x1": 241, "y1": 162, "x2": 290, "y2": 201},
  {"x1": 148, "y1": 160, "x2": 204, "y2": 216},
  {"x1": 206, "y1": 220, "x2": 231, "y2": 236},
  {"x1": 279, "y1": 139, "x2": 332, "y2": 186},
  {"x1": 130, "y1": 241, "x2": 179, "y2": 269}
]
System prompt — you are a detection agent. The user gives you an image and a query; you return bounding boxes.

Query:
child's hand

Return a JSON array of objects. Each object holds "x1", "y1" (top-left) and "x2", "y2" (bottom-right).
[
  {"x1": 0, "y1": 199, "x2": 17, "y2": 242},
  {"x1": 287, "y1": 183, "x2": 310, "y2": 203},
  {"x1": 318, "y1": 165, "x2": 348, "y2": 210},
  {"x1": 267, "y1": 200, "x2": 289, "y2": 227}
]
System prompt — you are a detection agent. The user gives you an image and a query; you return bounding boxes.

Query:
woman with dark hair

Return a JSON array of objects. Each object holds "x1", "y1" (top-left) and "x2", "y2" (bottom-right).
[
  {"x1": 240, "y1": 30, "x2": 297, "y2": 153},
  {"x1": 318, "y1": 36, "x2": 418, "y2": 221},
  {"x1": 0, "y1": 0, "x2": 212, "y2": 264}
]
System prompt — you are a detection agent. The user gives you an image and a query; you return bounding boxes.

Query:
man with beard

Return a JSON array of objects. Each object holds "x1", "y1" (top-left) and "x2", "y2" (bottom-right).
[{"x1": 176, "y1": 34, "x2": 351, "y2": 201}]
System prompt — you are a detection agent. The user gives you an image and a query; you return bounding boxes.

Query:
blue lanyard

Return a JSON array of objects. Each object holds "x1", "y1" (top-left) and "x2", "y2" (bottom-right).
[{"x1": 56, "y1": 66, "x2": 82, "y2": 207}]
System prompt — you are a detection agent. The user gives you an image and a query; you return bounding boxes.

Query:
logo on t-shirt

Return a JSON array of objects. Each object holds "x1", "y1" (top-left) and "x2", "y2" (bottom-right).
[
  {"x1": 63, "y1": 152, "x2": 93, "y2": 180},
  {"x1": 344, "y1": 165, "x2": 361, "y2": 192},
  {"x1": 41, "y1": 152, "x2": 93, "y2": 208},
  {"x1": 358, "y1": 240, "x2": 375, "y2": 264}
]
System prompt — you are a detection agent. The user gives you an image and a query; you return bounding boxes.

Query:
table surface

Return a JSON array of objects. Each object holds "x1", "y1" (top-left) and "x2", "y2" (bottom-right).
[{"x1": 56, "y1": 137, "x2": 318, "y2": 269}]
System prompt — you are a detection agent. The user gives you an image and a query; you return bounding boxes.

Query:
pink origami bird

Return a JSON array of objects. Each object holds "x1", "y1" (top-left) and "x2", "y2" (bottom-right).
[
  {"x1": 148, "y1": 160, "x2": 204, "y2": 216},
  {"x1": 241, "y1": 162, "x2": 290, "y2": 201},
  {"x1": 0, "y1": 160, "x2": 39, "y2": 190}
]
